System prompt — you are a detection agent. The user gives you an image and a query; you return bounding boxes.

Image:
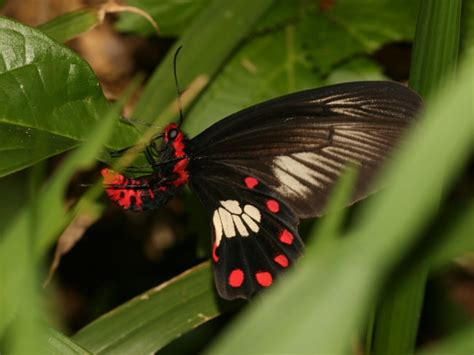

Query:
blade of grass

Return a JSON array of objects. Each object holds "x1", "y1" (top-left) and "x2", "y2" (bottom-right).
[
  {"x1": 133, "y1": 0, "x2": 276, "y2": 125},
  {"x1": 409, "y1": 0, "x2": 461, "y2": 97},
  {"x1": 41, "y1": 327, "x2": 91, "y2": 355},
  {"x1": 369, "y1": 1, "x2": 462, "y2": 354},
  {"x1": 207, "y1": 52, "x2": 474, "y2": 354},
  {"x1": 72, "y1": 262, "x2": 238, "y2": 354},
  {"x1": 38, "y1": 8, "x2": 100, "y2": 42}
]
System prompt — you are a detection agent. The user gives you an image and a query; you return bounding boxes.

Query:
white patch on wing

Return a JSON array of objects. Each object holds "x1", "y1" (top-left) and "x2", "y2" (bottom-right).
[
  {"x1": 221, "y1": 200, "x2": 242, "y2": 214},
  {"x1": 212, "y1": 200, "x2": 261, "y2": 243},
  {"x1": 212, "y1": 210, "x2": 223, "y2": 246},
  {"x1": 243, "y1": 204, "x2": 261, "y2": 222},
  {"x1": 242, "y1": 214, "x2": 259, "y2": 233},
  {"x1": 232, "y1": 215, "x2": 249, "y2": 236},
  {"x1": 218, "y1": 208, "x2": 235, "y2": 238},
  {"x1": 272, "y1": 153, "x2": 335, "y2": 199}
]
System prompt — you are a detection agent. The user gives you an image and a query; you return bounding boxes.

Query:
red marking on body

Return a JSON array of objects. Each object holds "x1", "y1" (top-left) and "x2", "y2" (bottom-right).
[
  {"x1": 255, "y1": 272, "x2": 273, "y2": 287},
  {"x1": 279, "y1": 229, "x2": 294, "y2": 245},
  {"x1": 101, "y1": 168, "x2": 144, "y2": 209},
  {"x1": 163, "y1": 123, "x2": 189, "y2": 186},
  {"x1": 266, "y1": 199, "x2": 280, "y2": 213},
  {"x1": 164, "y1": 123, "x2": 186, "y2": 157},
  {"x1": 173, "y1": 133, "x2": 186, "y2": 158},
  {"x1": 172, "y1": 157, "x2": 189, "y2": 186},
  {"x1": 212, "y1": 243, "x2": 219, "y2": 263},
  {"x1": 229, "y1": 269, "x2": 244, "y2": 287},
  {"x1": 274, "y1": 254, "x2": 289, "y2": 268},
  {"x1": 244, "y1": 177, "x2": 259, "y2": 189}
]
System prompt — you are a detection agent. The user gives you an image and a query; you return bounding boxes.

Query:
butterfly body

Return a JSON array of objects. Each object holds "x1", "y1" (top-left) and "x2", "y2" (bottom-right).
[{"x1": 102, "y1": 81, "x2": 423, "y2": 300}]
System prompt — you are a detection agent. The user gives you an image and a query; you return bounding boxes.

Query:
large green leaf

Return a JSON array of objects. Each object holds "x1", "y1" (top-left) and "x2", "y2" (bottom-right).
[{"x1": 0, "y1": 16, "x2": 135, "y2": 177}]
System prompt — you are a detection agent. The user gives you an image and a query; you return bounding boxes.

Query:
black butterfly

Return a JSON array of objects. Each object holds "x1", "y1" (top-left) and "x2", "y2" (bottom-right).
[{"x1": 102, "y1": 81, "x2": 422, "y2": 300}]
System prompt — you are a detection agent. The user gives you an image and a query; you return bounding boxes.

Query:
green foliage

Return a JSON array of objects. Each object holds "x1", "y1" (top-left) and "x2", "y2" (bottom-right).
[
  {"x1": 370, "y1": 1, "x2": 463, "y2": 353},
  {"x1": 72, "y1": 262, "x2": 235, "y2": 354},
  {"x1": 116, "y1": 0, "x2": 211, "y2": 37},
  {"x1": 0, "y1": 0, "x2": 473, "y2": 354},
  {"x1": 0, "y1": 17, "x2": 136, "y2": 177},
  {"x1": 38, "y1": 8, "x2": 101, "y2": 43}
]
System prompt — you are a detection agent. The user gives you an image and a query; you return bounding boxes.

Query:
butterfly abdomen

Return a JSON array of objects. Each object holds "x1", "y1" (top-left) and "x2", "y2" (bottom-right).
[{"x1": 101, "y1": 168, "x2": 176, "y2": 212}]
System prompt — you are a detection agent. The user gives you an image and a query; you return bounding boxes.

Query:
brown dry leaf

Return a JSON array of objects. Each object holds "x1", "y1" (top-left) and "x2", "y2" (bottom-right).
[
  {"x1": 1, "y1": 0, "x2": 83, "y2": 25},
  {"x1": 44, "y1": 210, "x2": 101, "y2": 287},
  {"x1": 99, "y1": 0, "x2": 160, "y2": 34}
]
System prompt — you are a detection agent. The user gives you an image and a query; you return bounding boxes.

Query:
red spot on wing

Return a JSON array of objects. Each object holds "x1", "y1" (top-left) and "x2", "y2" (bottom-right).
[
  {"x1": 266, "y1": 199, "x2": 280, "y2": 213},
  {"x1": 229, "y1": 269, "x2": 244, "y2": 287},
  {"x1": 255, "y1": 272, "x2": 273, "y2": 287},
  {"x1": 244, "y1": 177, "x2": 259, "y2": 189},
  {"x1": 279, "y1": 229, "x2": 294, "y2": 245},
  {"x1": 212, "y1": 243, "x2": 219, "y2": 263},
  {"x1": 274, "y1": 254, "x2": 289, "y2": 268}
]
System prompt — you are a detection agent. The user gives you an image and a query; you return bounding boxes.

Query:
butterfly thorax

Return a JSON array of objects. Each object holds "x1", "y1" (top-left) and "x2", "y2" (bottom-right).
[{"x1": 102, "y1": 123, "x2": 190, "y2": 212}]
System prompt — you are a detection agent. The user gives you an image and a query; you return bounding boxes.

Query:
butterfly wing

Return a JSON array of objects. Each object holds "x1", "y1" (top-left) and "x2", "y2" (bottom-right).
[
  {"x1": 189, "y1": 163, "x2": 303, "y2": 300},
  {"x1": 188, "y1": 81, "x2": 423, "y2": 218}
]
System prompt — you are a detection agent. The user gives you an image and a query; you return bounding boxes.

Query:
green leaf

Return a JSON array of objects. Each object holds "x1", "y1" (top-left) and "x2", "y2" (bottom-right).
[
  {"x1": 41, "y1": 327, "x2": 91, "y2": 355},
  {"x1": 133, "y1": 0, "x2": 276, "y2": 125},
  {"x1": 369, "y1": 2, "x2": 463, "y2": 353},
  {"x1": 184, "y1": 29, "x2": 384, "y2": 137},
  {"x1": 461, "y1": 0, "x2": 474, "y2": 56},
  {"x1": 116, "y1": 0, "x2": 211, "y2": 37},
  {"x1": 72, "y1": 262, "x2": 237, "y2": 354},
  {"x1": 38, "y1": 8, "x2": 100, "y2": 43},
  {"x1": 298, "y1": 0, "x2": 421, "y2": 72},
  {"x1": 409, "y1": 0, "x2": 462, "y2": 97},
  {"x1": 184, "y1": 26, "x2": 322, "y2": 136},
  {"x1": 0, "y1": 16, "x2": 136, "y2": 177},
  {"x1": 207, "y1": 52, "x2": 474, "y2": 354}
]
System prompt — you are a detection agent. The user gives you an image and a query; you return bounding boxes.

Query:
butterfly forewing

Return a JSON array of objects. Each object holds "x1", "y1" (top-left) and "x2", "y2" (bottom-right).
[{"x1": 189, "y1": 81, "x2": 423, "y2": 218}]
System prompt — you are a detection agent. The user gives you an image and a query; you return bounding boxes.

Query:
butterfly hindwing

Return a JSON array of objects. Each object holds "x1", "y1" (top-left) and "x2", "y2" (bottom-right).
[{"x1": 190, "y1": 164, "x2": 303, "y2": 300}]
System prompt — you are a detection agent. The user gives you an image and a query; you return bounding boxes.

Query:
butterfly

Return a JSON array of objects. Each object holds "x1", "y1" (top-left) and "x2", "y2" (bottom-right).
[{"x1": 102, "y1": 81, "x2": 423, "y2": 300}]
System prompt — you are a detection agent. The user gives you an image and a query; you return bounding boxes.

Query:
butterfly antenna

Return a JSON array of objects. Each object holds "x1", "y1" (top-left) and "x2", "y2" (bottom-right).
[{"x1": 173, "y1": 46, "x2": 184, "y2": 126}]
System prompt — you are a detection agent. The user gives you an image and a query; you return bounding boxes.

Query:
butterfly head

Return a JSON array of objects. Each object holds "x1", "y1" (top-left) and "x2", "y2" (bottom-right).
[{"x1": 163, "y1": 123, "x2": 187, "y2": 157}]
